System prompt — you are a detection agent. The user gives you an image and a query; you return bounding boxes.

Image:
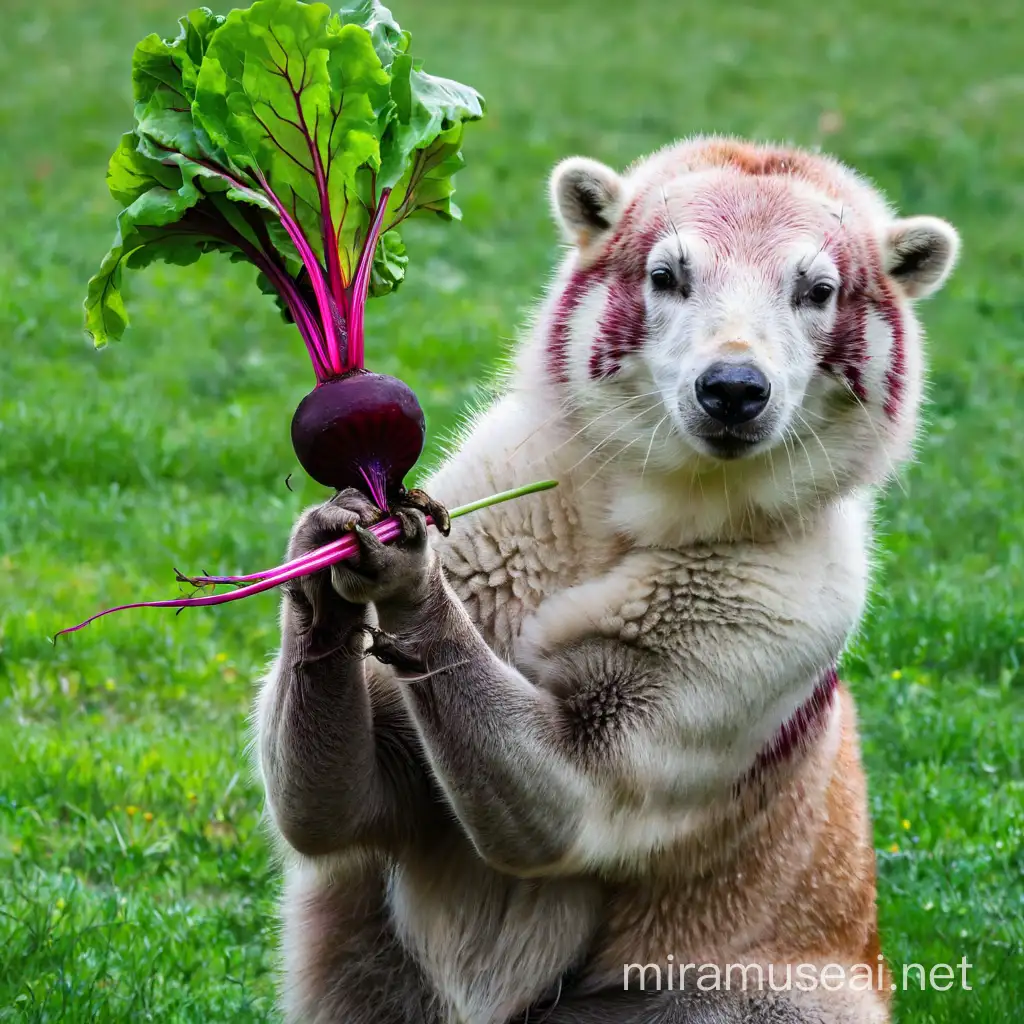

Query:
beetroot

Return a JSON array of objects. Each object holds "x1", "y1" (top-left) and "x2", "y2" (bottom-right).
[{"x1": 291, "y1": 372, "x2": 425, "y2": 504}]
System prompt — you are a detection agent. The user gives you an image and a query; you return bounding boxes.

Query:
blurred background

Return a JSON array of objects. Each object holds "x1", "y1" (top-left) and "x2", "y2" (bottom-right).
[{"x1": 0, "y1": 0, "x2": 1021, "y2": 1020}]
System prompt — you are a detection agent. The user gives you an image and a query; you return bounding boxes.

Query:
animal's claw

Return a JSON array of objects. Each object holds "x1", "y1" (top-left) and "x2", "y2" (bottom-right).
[
  {"x1": 365, "y1": 626, "x2": 426, "y2": 673},
  {"x1": 395, "y1": 488, "x2": 451, "y2": 537}
]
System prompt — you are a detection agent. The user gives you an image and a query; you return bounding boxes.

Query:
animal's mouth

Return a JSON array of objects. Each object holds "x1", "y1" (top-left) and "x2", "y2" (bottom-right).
[{"x1": 695, "y1": 428, "x2": 769, "y2": 460}]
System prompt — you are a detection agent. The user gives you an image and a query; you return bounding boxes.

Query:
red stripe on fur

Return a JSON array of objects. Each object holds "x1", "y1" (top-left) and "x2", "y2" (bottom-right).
[
  {"x1": 548, "y1": 262, "x2": 607, "y2": 383},
  {"x1": 589, "y1": 279, "x2": 647, "y2": 379},
  {"x1": 751, "y1": 666, "x2": 839, "y2": 776},
  {"x1": 586, "y1": 217, "x2": 665, "y2": 380},
  {"x1": 546, "y1": 200, "x2": 651, "y2": 384},
  {"x1": 821, "y1": 243, "x2": 870, "y2": 400},
  {"x1": 878, "y1": 286, "x2": 906, "y2": 419}
]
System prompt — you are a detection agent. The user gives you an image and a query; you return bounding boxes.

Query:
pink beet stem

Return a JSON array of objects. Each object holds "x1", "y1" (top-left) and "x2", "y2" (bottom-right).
[
  {"x1": 183, "y1": 515, "x2": 410, "y2": 586},
  {"x1": 54, "y1": 480, "x2": 558, "y2": 640},
  {"x1": 253, "y1": 168, "x2": 344, "y2": 377},
  {"x1": 345, "y1": 187, "x2": 392, "y2": 369},
  {"x1": 54, "y1": 520, "x2": 406, "y2": 639}
]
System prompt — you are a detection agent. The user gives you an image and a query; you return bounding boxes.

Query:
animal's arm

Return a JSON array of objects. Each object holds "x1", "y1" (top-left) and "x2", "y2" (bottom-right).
[
  {"x1": 256, "y1": 496, "x2": 436, "y2": 859},
  {"x1": 378, "y1": 569, "x2": 677, "y2": 876},
  {"x1": 268, "y1": 490, "x2": 863, "y2": 874}
]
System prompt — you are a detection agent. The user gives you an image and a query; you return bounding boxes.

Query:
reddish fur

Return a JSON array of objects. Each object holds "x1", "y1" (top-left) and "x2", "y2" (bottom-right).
[
  {"x1": 548, "y1": 263, "x2": 606, "y2": 384},
  {"x1": 822, "y1": 243, "x2": 871, "y2": 402},
  {"x1": 586, "y1": 217, "x2": 666, "y2": 380},
  {"x1": 820, "y1": 229, "x2": 909, "y2": 419},
  {"x1": 685, "y1": 179, "x2": 825, "y2": 263},
  {"x1": 879, "y1": 285, "x2": 906, "y2": 419},
  {"x1": 547, "y1": 198, "x2": 649, "y2": 383},
  {"x1": 589, "y1": 279, "x2": 646, "y2": 379},
  {"x1": 633, "y1": 138, "x2": 866, "y2": 206},
  {"x1": 591, "y1": 687, "x2": 890, "y2": 1007},
  {"x1": 749, "y1": 667, "x2": 839, "y2": 777}
]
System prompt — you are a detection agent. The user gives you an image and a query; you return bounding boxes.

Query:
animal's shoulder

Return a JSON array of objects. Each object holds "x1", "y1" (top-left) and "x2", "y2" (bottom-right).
[{"x1": 434, "y1": 499, "x2": 620, "y2": 656}]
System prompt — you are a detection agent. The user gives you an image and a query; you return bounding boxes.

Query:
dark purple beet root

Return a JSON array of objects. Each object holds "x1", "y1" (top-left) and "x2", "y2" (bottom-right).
[{"x1": 291, "y1": 371, "x2": 425, "y2": 500}]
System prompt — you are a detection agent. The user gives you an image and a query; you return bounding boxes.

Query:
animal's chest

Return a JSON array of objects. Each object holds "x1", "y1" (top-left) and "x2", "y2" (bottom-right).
[{"x1": 385, "y1": 841, "x2": 601, "y2": 1023}]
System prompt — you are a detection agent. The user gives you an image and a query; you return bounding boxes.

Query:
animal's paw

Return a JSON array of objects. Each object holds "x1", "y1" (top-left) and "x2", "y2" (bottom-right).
[
  {"x1": 330, "y1": 504, "x2": 435, "y2": 611},
  {"x1": 395, "y1": 488, "x2": 451, "y2": 536},
  {"x1": 364, "y1": 627, "x2": 426, "y2": 674},
  {"x1": 284, "y1": 488, "x2": 383, "y2": 620},
  {"x1": 287, "y1": 487, "x2": 383, "y2": 563},
  {"x1": 285, "y1": 488, "x2": 435, "y2": 619}
]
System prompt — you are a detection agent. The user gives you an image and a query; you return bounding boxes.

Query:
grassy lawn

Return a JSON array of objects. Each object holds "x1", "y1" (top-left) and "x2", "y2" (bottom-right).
[{"x1": 1, "y1": 0, "x2": 1021, "y2": 1019}]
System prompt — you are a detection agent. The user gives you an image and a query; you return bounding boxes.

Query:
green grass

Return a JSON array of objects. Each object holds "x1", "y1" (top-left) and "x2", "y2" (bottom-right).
[{"x1": 1, "y1": 0, "x2": 1021, "y2": 1019}]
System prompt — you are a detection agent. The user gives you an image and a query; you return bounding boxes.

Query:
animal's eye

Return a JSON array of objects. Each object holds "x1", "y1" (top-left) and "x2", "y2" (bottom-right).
[
  {"x1": 650, "y1": 267, "x2": 676, "y2": 291},
  {"x1": 806, "y1": 281, "x2": 836, "y2": 306}
]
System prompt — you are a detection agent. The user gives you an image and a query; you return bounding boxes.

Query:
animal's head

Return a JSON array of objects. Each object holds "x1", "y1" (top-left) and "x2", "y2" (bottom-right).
[{"x1": 539, "y1": 136, "x2": 959, "y2": 540}]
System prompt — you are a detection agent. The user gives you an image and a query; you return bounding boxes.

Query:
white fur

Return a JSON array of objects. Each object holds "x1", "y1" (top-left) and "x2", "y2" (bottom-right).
[{"x1": 426, "y1": 385, "x2": 871, "y2": 879}]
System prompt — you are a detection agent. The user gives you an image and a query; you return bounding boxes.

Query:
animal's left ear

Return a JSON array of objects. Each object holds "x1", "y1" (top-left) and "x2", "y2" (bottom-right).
[{"x1": 883, "y1": 216, "x2": 960, "y2": 299}]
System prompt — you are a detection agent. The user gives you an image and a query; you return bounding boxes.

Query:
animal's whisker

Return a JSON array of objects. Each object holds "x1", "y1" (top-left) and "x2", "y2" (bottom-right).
[
  {"x1": 721, "y1": 464, "x2": 735, "y2": 536},
  {"x1": 794, "y1": 410, "x2": 841, "y2": 493},
  {"x1": 778, "y1": 429, "x2": 807, "y2": 538},
  {"x1": 577, "y1": 435, "x2": 644, "y2": 492},
  {"x1": 787, "y1": 424, "x2": 822, "y2": 510},
  {"x1": 532, "y1": 389, "x2": 663, "y2": 465},
  {"x1": 839, "y1": 379, "x2": 908, "y2": 498},
  {"x1": 564, "y1": 401, "x2": 663, "y2": 476},
  {"x1": 641, "y1": 415, "x2": 670, "y2": 481},
  {"x1": 765, "y1": 446, "x2": 796, "y2": 543}
]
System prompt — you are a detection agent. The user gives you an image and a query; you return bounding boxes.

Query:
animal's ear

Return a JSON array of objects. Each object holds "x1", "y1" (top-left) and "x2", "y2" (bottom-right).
[
  {"x1": 550, "y1": 157, "x2": 626, "y2": 247},
  {"x1": 883, "y1": 216, "x2": 960, "y2": 299}
]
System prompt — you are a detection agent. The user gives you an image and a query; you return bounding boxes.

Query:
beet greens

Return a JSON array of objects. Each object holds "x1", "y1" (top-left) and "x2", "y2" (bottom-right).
[{"x1": 88, "y1": 0, "x2": 484, "y2": 376}]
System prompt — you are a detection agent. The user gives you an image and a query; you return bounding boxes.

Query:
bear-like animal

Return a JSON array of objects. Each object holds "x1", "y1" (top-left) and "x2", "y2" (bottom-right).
[{"x1": 256, "y1": 135, "x2": 959, "y2": 1023}]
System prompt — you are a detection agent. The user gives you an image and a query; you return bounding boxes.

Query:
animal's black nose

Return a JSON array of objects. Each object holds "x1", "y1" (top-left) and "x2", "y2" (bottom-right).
[{"x1": 694, "y1": 363, "x2": 771, "y2": 425}]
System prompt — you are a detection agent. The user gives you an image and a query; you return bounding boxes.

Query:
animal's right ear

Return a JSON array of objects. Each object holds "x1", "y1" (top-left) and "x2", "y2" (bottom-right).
[{"x1": 550, "y1": 157, "x2": 626, "y2": 248}]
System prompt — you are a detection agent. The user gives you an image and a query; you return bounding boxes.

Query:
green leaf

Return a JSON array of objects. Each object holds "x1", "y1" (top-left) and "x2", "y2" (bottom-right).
[
  {"x1": 336, "y1": 0, "x2": 408, "y2": 67},
  {"x1": 84, "y1": 175, "x2": 278, "y2": 348},
  {"x1": 129, "y1": 7, "x2": 263, "y2": 213},
  {"x1": 135, "y1": 85, "x2": 220, "y2": 168},
  {"x1": 193, "y1": 0, "x2": 390, "y2": 282},
  {"x1": 133, "y1": 7, "x2": 224, "y2": 105},
  {"x1": 87, "y1": 0, "x2": 485, "y2": 363},
  {"x1": 180, "y1": 8, "x2": 227, "y2": 96},
  {"x1": 380, "y1": 60, "x2": 483, "y2": 186},
  {"x1": 119, "y1": 8, "x2": 289, "y2": 277},
  {"x1": 106, "y1": 132, "x2": 182, "y2": 205},
  {"x1": 369, "y1": 229, "x2": 407, "y2": 297},
  {"x1": 130, "y1": 12, "x2": 256, "y2": 195},
  {"x1": 85, "y1": 184, "x2": 205, "y2": 346},
  {"x1": 376, "y1": 59, "x2": 483, "y2": 228}
]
